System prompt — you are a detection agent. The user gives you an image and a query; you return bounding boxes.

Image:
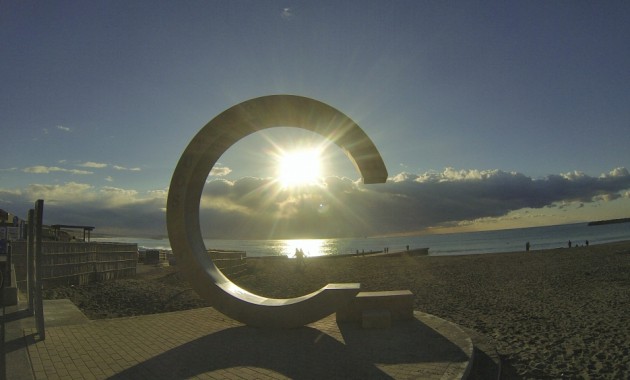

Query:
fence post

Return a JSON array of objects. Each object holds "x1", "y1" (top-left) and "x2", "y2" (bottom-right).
[
  {"x1": 27, "y1": 209, "x2": 35, "y2": 314},
  {"x1": 1, "y1": 246, "x2": 5, "y2": 380},
  {"x1": 34, "y1": 200, "x2": 45, "y2": 340},
  {"x1": 5, "y1": 244, "x2": 11, "y2": 287}
]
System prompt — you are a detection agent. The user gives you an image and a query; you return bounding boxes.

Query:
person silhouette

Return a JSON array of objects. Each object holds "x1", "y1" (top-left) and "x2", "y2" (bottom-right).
[{"x1": 294, "y1": 248, "x2": 305, "y2": 270}]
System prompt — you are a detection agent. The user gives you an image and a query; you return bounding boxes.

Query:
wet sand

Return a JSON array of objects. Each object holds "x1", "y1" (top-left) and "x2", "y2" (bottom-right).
[{"x1": 44, "y1": 240, "x2": 630, "y2": 379}]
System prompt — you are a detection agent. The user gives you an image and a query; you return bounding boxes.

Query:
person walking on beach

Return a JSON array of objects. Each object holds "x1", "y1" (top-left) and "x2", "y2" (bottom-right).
[
  {"x1": 294, "y1": 248, "x2": 305, "y2": 270},
  {"x1": 526, "y1": 241, "x2": 530, "y2": 252}
]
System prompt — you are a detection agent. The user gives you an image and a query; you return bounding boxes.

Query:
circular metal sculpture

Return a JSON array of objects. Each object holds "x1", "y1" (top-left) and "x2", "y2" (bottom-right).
[{"x1": 167, "y1": 95, "x2": 388, "y2": 328}]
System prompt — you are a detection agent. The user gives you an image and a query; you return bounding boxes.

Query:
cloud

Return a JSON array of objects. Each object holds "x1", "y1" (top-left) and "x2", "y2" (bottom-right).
[
  {"x1": 77, "y1": 162, "x2": 141, "y2": 171},
  {"x1": 0, "y1": 182, "x2": 167, "y2": 237},
  {"x1": 1, "y1": 167, "x2": 629, "y2": 239},
  {"x1": 209, "y1": 165, "x2": 232, "y2": 177},
  {"x1": 22, "y1": 166, "x2": 93, "y2": 175},
  {"x1": 56, "y1": 125, "x2": 71, "y2": 132},
  {"x1": 196, "y1": 167, "x2": 630, "y2": 238},
  {"x1": 113, "y1": 165, "x2": 141, "y2": 171},
  {"x1": 601, "y1": 167, "x2": 630, "y2": 178},
  {"x1": 79, "y1": 161, "x2": 108, "y2": 168},
  {"x1": 281, "y1": 7, "x2": 293, "y2": 19},
  {"x1": 20, "y1": 182, "x2": 95, "y2": 204}
]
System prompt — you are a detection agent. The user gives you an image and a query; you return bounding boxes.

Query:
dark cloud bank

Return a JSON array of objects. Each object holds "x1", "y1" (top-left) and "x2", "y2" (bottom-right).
[
  {"x1": 198, "y1": 167, "x2": 630, "y2": 239},
  {"x1": 2, "y1": 168, "x2": 629, "y2": 239}
]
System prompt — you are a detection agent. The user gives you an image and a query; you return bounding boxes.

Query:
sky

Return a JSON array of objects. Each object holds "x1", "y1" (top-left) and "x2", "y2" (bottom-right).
[{"x1": 1, "y1": 1, "x2": 630, "y2": 239}]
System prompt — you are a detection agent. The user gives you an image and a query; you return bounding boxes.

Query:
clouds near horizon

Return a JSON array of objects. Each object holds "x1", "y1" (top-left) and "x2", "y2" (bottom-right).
[
  {"x1": 12, "y1": 162, "x2": 142, "y2": 176},
  {"x1": 2, "y1": 167, "x2": 628, "y2": 239},
  {"x1": 22, "y1": 166, "x2": 93, "y2": 175}
]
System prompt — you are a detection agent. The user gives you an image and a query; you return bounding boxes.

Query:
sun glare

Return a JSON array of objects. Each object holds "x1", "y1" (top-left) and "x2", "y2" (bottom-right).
[
  {"x1": 283, "y1": 239, "x2": 326, "y2": 257},
  {"x1": 277, "y1": 149, "x2": 322, "y2": 187}
]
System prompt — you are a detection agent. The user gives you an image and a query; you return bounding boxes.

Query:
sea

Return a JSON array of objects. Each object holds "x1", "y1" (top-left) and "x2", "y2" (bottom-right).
[{"x1": 93, "y1": 221, "x2": 630, "y2": 258}]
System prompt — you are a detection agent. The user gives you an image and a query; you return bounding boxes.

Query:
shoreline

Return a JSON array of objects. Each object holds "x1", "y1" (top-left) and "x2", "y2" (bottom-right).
[
  {"x1": 94, "y1": 220, "x2": 630, "y2": 257},
  {"x1": 44, "y1": 240, "x2": 630, "y2": 379}
]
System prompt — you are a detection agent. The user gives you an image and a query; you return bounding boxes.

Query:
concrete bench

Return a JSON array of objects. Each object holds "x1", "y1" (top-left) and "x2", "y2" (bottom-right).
[{"x1": 336, "y1": 290, "x2": 414, "y2": 328}]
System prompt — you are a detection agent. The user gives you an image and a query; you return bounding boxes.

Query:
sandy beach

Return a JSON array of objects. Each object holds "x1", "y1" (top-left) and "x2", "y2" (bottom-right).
[{"x1": 44, "y1": 240, "x2": 630, "y2": 379}]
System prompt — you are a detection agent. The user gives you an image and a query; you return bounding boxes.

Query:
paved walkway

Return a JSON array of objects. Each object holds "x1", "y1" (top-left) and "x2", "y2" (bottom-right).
[{"x1": 3, "y1": 300, "x2": 474, "y2": 379}]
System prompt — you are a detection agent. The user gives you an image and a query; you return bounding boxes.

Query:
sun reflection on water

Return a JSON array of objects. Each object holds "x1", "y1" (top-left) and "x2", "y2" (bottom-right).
[{"x1": 282, "y1": 239, "x2": 326, "y2": 258}]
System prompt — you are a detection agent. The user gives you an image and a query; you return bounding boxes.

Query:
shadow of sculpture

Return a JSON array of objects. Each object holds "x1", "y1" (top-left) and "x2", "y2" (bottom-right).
[
  {"x1": 108, "y1": 326, "x2": 388, "y2": 379},
  {"x1": 108, "y1": 319, "x2": 468, "y2": 380},
  {"x1": 338, "y1": 318, "x2": 469, "y2": 364}
]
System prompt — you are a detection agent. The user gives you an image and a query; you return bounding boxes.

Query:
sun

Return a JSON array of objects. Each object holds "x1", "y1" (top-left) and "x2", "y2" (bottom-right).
[{"x1": 277, "y1": 149, "x2": 322, "y2": 187}]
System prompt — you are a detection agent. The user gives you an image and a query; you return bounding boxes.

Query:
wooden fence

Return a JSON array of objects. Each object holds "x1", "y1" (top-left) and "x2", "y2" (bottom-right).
[
  {"x1": 10, "y1": 241, "x2": 137, "y2": 289},
  {"x1": 208, "y1": 250, "x2": 248, "y2": 277}
]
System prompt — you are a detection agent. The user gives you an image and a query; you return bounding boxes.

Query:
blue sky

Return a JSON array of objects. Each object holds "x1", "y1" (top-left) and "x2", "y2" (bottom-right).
[{"x1": 1, "y1": 1, "x2": 629, "y2": 238}]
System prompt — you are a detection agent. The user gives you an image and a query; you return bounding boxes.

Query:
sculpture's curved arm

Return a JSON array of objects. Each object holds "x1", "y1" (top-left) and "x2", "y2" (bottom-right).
[{"x1": 167, "y1": 95, "x2": 388, "y2": 328}]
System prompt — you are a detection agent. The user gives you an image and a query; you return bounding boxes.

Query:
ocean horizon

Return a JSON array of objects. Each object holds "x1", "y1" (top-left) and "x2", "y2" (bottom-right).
[{"x1": 93, "y1": 221, "x2": 630, "y2": 258}]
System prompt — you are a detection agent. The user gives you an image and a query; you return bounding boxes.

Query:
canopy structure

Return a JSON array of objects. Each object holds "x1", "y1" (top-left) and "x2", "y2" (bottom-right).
[{"x1": 50, "y1": 224, "x2": 95, "y2": 242}]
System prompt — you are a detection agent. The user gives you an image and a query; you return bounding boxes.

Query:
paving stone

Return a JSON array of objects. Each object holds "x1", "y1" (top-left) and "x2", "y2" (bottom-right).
[{"x1": 6, "y1": 302, "x2": 474, "y2": 379}]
